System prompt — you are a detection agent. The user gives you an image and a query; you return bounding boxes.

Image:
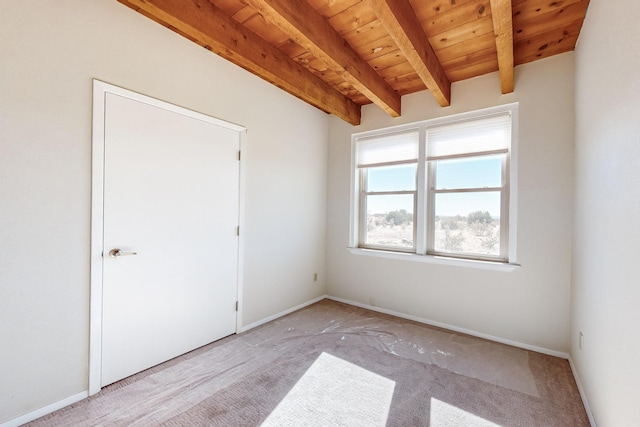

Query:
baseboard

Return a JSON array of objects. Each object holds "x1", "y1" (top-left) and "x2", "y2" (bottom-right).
[
  {"x1": 1, "y1": 391, "x2": 88, "y2": 427},
  {"x1": 238, "y1": 295, "x2": 327, "y2": 333},
  {"x1": 326, "y1": 295, "x2": 570, "y2": 359},
  {"x1": 568, "y1": 356, "x2": 597, "y2": 427}
]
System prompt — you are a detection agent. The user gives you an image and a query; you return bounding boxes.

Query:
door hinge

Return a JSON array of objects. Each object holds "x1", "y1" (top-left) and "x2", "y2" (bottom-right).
[
  {"x1": 236, "y1": 226, "x2": 240, "y2": 236},
  {"x1": 235, "y1": 301, "x2": 239, "y2": 311},
  {"x1": 238, "y1": 150, "x2": 241, "y2": 161}
]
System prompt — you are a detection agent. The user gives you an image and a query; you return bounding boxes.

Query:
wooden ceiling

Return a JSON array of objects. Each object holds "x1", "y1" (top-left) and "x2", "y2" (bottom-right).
[{"x1": 119, "y1": 0, "x2": 590, "y2": 125}]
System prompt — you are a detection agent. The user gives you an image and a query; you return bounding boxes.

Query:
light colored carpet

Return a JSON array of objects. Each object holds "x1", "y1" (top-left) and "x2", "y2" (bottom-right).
[
  {"x1": 430, "y1": 398, "x2": 500, "y2": 427},
  {"x1": 261, "y1": 352, "x2": 395, "y2": 427},
  {"x1": 26, "y1": 299, "x2": 589, "y2": 426}
]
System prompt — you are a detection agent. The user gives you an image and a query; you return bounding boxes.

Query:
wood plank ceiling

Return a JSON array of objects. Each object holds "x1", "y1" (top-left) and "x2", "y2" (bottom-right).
[{"x1": 119, "y1": 0, "x2": 590, "y2": 125}]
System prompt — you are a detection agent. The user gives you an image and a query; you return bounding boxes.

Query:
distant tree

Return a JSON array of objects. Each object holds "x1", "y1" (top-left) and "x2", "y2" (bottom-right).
[
  {"x1": 386, "y1": 209, "x2": 413, "y2": 226},
  {"x1": 444, "y1": 230, "x2": 465, "y2": 251},
  {"x1": 367, "y1": 214, "x2": 387, "y2": 231},
  {"x1": 441, "y1": 217, "x2": 460, "y2": 230},
  {"x1": 467, "y1": 210, "x2": 493, "y2": 225},
  {"x1": 481, "y1": 228, "x2": 499, "y2": 250}
]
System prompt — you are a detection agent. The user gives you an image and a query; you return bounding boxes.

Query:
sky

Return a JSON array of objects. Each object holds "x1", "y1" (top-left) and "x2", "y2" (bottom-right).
[{"x1": 366, "y1": 154, "x2": 503, "y2": 217}]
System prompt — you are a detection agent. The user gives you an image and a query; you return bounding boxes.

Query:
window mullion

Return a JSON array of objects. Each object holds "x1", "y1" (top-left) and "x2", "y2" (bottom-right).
[
  {"x1": 500, "y1": 154, "x2": 510, "y2": 260},
  {"x1": 415, "y1": 126, "x2": 427, "y2": 254},
  {"x1": 426, "y1": 160, "x2": 437, "y2": 254},
  {"x1": 433, "y1": 187, "x2": 503, "y2": 194},
  {"x1": 357, "y1": 159, "x2": 417, "y2": 169},
  {"x1": 358, "y1": 168, "x2": 367, "y2": 248},
  {"x1": 427, "y1": 148, "x2": 508, "y2": 162},
  {"x1": 364, "y1": 190, "x2": 417, "y2": 196}
]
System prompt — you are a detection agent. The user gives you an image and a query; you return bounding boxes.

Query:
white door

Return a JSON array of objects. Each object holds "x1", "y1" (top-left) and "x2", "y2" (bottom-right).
[{"x1": 101, "y1": 92, "x2": 240, "y2": 386}]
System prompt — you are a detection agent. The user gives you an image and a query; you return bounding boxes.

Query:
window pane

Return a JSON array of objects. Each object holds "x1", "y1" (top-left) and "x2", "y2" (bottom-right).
[
  {"x1": 433, "y1": 192, "x2": 501, "y2": 257},
  {"x1": 367, "y1": 164, "x2": 416, "y2": 192},
  {"x1": 364, "y1": 194, "x2": 414, "y2": 249},
  {"x1": 434, "y1": 154, "x2": 503, "y2": 190}
]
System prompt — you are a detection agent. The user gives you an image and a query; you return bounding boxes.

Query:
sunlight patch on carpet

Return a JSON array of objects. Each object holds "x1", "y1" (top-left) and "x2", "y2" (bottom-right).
[
  {"x1": 261, "y1": 352, "x2": 395, "y2": 427},
  {"x1": 431, "y1": 397, "x2": 501, "y2": 427}
]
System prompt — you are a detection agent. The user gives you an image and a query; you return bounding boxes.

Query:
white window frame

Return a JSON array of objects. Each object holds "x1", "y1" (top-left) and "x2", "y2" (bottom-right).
[
  {"x1": 356, "y1": 129, "x2": 420, "y2": 253},
  {"x1": 350, "y1": 103, "x2": 519, "y2": 267},
  {"x1": 426, "y1": 152, "x2": 509, "y2": 262},
  {"x1": 358, "y1": 164, "x2": 418, "y2": 253}
]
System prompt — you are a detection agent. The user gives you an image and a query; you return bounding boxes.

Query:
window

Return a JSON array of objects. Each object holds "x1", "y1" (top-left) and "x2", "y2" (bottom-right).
[
  {"x1": 351, "y1": 104, "x2": 517, "y2": 264},
  {"x1": 356, "y1": 130, "x2": 418, "y2": 252}
]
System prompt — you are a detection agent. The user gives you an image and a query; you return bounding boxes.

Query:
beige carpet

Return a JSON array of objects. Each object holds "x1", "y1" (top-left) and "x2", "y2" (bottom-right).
[
  {"x1": 26, "y1": 300, "x2": 589, "y2": 426},
  {"x1": 261, "y1": 352, "x2": 395, "y2": 426}
]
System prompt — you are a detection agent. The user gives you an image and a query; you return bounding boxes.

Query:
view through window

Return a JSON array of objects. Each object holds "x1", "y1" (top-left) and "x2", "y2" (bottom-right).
[{"x1": 352, "y1": 105, "x2": 516, "y2": 263}]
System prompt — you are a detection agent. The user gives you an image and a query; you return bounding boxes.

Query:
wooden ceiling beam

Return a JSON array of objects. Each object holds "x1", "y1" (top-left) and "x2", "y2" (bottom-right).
[
  {"x1": 118, "y1": 0, "x2": 361, "y2": 125},
  {"x1": 242, "y1": 0, "x2": 402, "y2": 118},
  {"x1": 489, "y1": 0, "x2": 515, "y2": 94},
  {"x1": 369, "y1": 0, "x2": 451, "y2": 107}
]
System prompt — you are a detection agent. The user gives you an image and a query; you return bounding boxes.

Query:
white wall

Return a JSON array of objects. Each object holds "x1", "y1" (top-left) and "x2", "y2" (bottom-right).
[
  {"x1": 327, "y1": 53, "x2": 575, "y2": 352},
  {"x1": 0, "y1": 0, "x2": 327, "y2": 423},
  {"x1": 572, "y1": 1, "x2": 640, "y2": 425}
]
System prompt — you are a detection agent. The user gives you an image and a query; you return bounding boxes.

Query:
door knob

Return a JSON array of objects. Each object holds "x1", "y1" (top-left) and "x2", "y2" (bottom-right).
[{"x1": 108, "y1": 248, "x2": 138, "y2": 258}]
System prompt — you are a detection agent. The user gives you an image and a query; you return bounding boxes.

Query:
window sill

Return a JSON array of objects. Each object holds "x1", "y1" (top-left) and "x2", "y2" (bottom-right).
[{"x1": 348, "y1": 248, "x2": 520, "y2": 272}]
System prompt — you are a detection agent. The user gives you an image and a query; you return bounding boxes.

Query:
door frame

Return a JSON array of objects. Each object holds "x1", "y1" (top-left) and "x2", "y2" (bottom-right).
[{"x1": 89, "y1": 80, "x2": 246, "y2": 395}]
